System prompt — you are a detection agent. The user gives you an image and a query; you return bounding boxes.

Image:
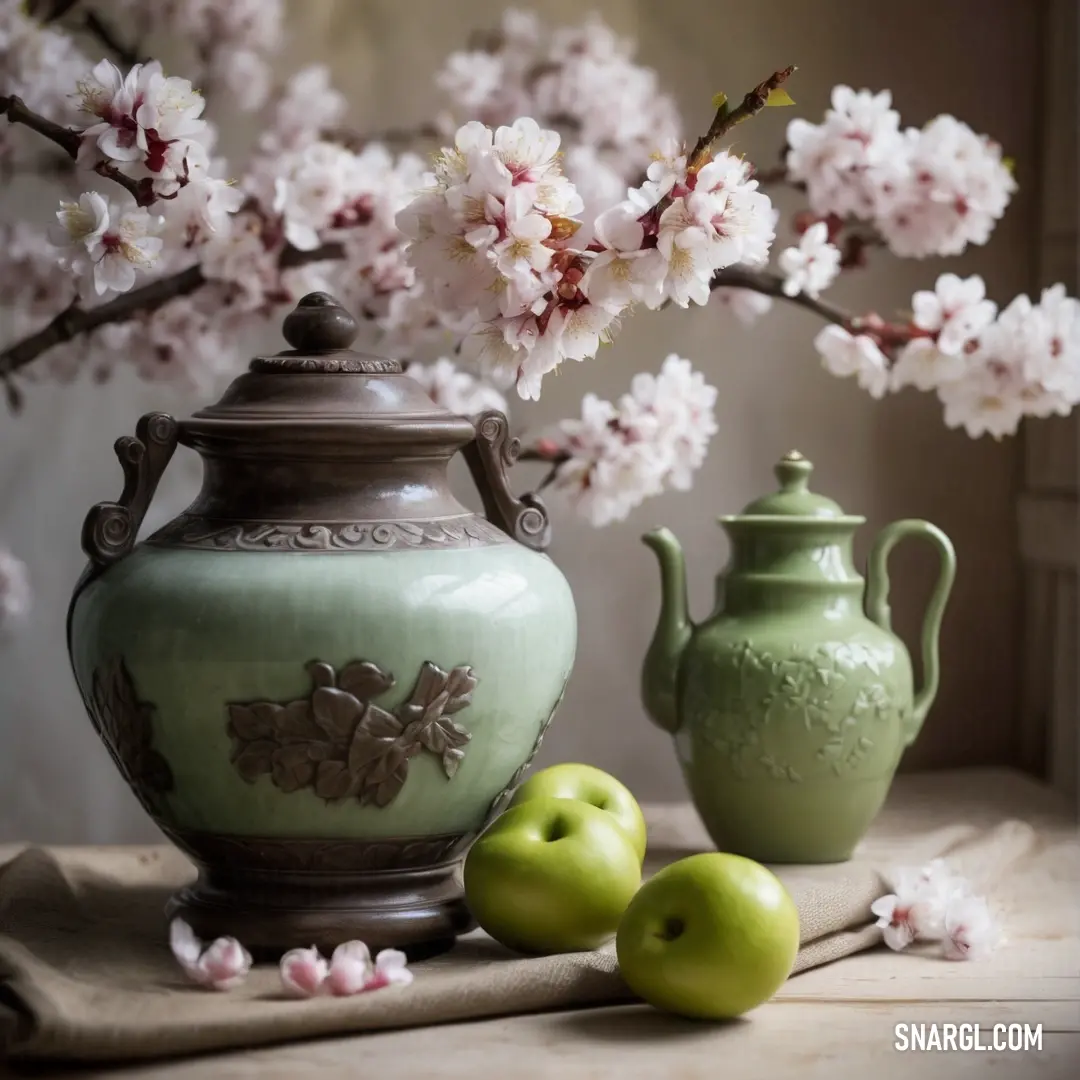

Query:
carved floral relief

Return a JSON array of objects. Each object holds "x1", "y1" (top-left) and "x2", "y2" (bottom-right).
[
  {"x1": 693, "y1": 640, "x2": 906, "y2": 782},
  {"x1": 226, "y1": 659, "x2": 477, "y2": 807},
  {"x1": 89, "y1": 657, "x2": 174, "y2": 810}
]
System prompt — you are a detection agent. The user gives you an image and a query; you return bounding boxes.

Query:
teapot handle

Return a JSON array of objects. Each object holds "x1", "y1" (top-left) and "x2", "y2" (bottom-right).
[
  {"x1": 79, "y1": 412, "x2": 180, "y2": 574},
  {"x1": 865, "y1": 519, "x2": 956, "y2": 746},
  {"x1": 462, "y1": 410, "x2": 552, "y2": 552}
]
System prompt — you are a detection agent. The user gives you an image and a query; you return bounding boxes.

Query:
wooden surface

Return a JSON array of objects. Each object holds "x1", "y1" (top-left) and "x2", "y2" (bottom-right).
[{"x1": 3, "y1": 768, "x2": 1077, "y2": 1079}]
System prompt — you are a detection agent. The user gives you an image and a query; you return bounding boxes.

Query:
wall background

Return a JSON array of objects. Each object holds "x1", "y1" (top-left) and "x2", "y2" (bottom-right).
[{"x1": 0, "y1": 0, "x2": 1041, "y2": 841}]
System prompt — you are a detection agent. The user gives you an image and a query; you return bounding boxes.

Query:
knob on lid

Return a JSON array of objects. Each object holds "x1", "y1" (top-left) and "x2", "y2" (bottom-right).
[
  {"x1": 727, "y1": 451, "x2": 851, "y2": 519},
  {"x1": 249, "y1": 292, "x2": 403, "y2": 374},
  {"x1": 183, "y1": 292, "x2": 476, "y2": 452}
]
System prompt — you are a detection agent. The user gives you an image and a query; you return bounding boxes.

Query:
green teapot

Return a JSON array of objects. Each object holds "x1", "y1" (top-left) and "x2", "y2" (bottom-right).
[{"x1": 641, "y1": 451, "x2": 956, "y2": 864}]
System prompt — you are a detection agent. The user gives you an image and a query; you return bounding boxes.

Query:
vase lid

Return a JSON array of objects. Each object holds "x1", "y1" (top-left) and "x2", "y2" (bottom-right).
[
  {"x1": 182, "y1": 292, "x2": 477, "y2": 457},
  {"x1": 721, "y1": 451, "x2": 863, "y2": 522}
]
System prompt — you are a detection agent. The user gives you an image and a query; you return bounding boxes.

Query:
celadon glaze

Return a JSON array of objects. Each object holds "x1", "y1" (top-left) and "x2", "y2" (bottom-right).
[
  {"x1": 642, "y1": 452, "x2": 956, "y2": 864},
  {"x1": 70, "y1": 543, "x2": 576, "y2": 840}
]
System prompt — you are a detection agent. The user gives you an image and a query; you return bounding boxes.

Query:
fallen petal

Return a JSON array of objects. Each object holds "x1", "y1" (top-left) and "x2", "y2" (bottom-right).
[
  {"x1": 197, "y1": 936, "x2": 253, "y2": 991},
  {"x1": 169, "y1": 918, "x2": 203, "y2": 968},
  {"x1": 280, "y1": 946, "x2": 329, "y2": 998},
  {"x1": 943, "y1": 895, "x2": 1000, "y2": 961},
  {"x1": 326, "y1": 940, "x2": 372, "y2": 997},
  {"x1": 367, "y1": 948, "x2": 414, "y2": 989}
]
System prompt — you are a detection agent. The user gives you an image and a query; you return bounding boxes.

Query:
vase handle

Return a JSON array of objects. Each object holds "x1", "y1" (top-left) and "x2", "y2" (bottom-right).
[
  {"x1": 79, "y1": 412, "x2": 180, "y2": 572},
  {"x1": 865, "y1": 519, "x2": 956, "y2": 746},
  {"x1": 462, "y1": 410, "x2": 551, "y2": 552}
]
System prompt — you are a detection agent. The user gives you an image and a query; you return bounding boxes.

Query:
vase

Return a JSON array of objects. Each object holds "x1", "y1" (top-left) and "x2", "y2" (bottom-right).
[
  {"x1": 640, "y1": 451, "x2": 956, "y2": 863},
  {"x1": 66, "y1": 292, "x2": 577, "y2": 956}
]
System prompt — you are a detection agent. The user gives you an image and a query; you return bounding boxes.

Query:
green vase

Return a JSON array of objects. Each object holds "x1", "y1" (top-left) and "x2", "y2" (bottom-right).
[
  {"x1": 641, "y1": 451, "x2": 956, "y2": 863},
  {"x1": 66, "y1": 293, "x2": 576, "y2": 955}
]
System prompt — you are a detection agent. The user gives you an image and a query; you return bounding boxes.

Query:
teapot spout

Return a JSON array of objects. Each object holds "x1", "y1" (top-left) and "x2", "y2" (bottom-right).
[{"x1": 641, "y1": 527, "x2": 693, "y2": 734}]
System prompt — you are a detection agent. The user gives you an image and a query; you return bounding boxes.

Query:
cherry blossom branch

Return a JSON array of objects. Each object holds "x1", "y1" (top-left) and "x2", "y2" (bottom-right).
[
  {"x1": 0, "y1": 242, "x2": 345, "y2": 389},
  {"x1": 688, "y1": 66, "x2": 796, "y2": 171},
  {"x1": 0, "y1": 93, "x2": 80, "y2": 157},
  {"x1": 0, "y1": 265, "x2": 205, "y2": 385},
  {"x1": 710, "y1": 266, "x2": 851, "y2": 327},
  {"x1": 1, "y1": 93, "x2": 155, "y2": 205}
]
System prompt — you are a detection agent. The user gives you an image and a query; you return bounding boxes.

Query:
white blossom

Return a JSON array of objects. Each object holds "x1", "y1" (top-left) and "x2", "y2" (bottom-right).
[
  {"x1": 580, "y1": 202, "x2": 666, "y2": 312},
  {"x1": 912, "y1": 273, "x2": 998, "y2": 355},
  {"x1": 0, "y1": 221, "x2": 76, "y2": 316},
  {"x1": 943, "y1": 895, "x2": 1000, "y2": 961},
  {"x1": 200, "y1": 214, "x2": 281, "y2": 312},
  {"x1": 208, "y1": 46, "x2": 271, "y2": 113},
  {"x1": 785, "y1": 86, "x2": 907, "y2": 220},
  {"x1": 95, "y1": 0, "x2": 282, "y2": 113},
  {"x1": 934, "y1": 285, "x2": 1080, "y2": 438},
  {"x1": 0, "y1": 2, "x2": 91, "y2": 124},
  {"x1": 49, "y1": 192, "x2": 164, "y2": 297},
  {"x1": 787, "y1": 88, "x2": 1016, "y2": 259},
  {"x1": 814, "y1": 324, "x2": 890, "y2": 399},
  {"x1": 778, "y1": 221, "x2": 841, "y2": 299},
  {"x1": 434, "y1": 9, "x2": 681, "y2": 182},
  {"x1": 713, "y1": 286, "x2": 773, "y2": 325},
  {"x1": 871, "y1": 859, "x2": 997, "y2": 961},
  {"x1": 543, "y1": 354, "x2": 717, "y2": 526},
  {"x1": 269, "y1": 141, "x2": 371, "y2": 252},
  {"x1": 75, "y1": 60, "x2": 212, "y2": 198},
  {"x1": 876, "y1": 116, "x2": 1016, "y2": 258},
  {"x1": 0, "y1": 547, "x2": 31, "y2": 627},
  {"x1": 405, "y1": 358, "x2": 508, "y2": 418},
  {"x1": 262, "y1": 65, "x2": 347, "y2": 153}
]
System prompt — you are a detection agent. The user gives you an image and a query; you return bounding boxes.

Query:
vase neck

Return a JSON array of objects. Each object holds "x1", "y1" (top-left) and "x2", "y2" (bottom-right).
[{"x1": 184, "y1": 455, "x2": 469, "y2": 524}]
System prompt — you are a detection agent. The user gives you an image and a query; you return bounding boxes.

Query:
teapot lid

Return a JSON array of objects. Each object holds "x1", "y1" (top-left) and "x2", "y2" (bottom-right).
[
  {"x1": 722, "y1": 451, "x2": 862, "y2": 522},
  {"x1": 182, "y1": 292, "x2": 477, "y2": 456}
]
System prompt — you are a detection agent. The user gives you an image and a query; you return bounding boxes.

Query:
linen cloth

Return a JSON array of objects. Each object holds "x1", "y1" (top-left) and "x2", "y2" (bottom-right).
[{"x1": 0, "y1": 789, "x2": 1039, "y2": 1062}]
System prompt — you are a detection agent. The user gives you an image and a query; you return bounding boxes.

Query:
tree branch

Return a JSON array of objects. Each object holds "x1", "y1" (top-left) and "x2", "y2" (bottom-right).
[
  {"x1": 0, "y1": 242, "x2": 350, "y2": 387},
  {"x1": 0, "y1": 265, "x2": 206, "y2": 382},
  {"x1": 0, "y1": 94, "x2": 80, "y2": 157},
  {"x1": 710, "y1": 266, "x2": 852, "y2": 328},
  {"x1": 1, "y1": 93, "x2": 155, "y2": 204},
  {"x1": 689, "y1": 66, "x2": 796, "y2": 172}
]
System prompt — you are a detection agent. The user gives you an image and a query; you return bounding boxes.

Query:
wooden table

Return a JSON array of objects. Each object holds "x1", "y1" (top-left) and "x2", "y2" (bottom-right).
[{"x1": 5, "y1": 769, "x2": 1079, "y2": 1079}]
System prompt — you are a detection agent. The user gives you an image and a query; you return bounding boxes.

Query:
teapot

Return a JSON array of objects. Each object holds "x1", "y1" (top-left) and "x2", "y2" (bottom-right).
[
  {"x1": 641, "y1": 451, "x2": 956, "y2": 863},
  {"x1": 66, "y1": 293, "x2": 576, "y2": 956}
]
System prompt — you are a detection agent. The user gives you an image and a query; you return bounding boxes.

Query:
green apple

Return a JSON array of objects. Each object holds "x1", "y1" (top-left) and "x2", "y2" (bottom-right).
[
  {"x1": 616, "y1": 852, "x2": 800, "y2": 1019},
  {"x1": 464, "y1": 797, "x2": 642, "y2": 953},
  {"x1": 509, "y1": 763, "x2": 647, "y2": 863}
]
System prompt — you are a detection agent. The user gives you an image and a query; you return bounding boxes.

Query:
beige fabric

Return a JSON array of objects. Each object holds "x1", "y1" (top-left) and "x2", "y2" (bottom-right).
[{"x1": 0, "y1": 781, "x2": 1044, "y2": 1063}]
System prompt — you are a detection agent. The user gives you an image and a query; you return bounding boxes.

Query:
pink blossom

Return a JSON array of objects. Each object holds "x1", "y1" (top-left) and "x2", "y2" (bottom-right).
[
  {"x1": 323, "y1": 942, "x2": 370, "y2": 996},
  {"x1": 169, "y1": 919, "x2": 252, "y2": 991},
  {"x1": 943, "y1": 895, "x2": 1000, "y2": 961},
  {"x1": 277, "y1": 941, "x2": 413, "y2": 998},
  {"x1": 280, "y1": 947, "x2": 330, "y2": 998},
  {"x1": 870, "y1": 893, "x2": 919, "y2": 951}
]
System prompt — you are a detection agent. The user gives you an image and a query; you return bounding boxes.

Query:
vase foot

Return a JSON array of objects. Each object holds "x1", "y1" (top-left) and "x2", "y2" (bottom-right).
[{"x1": 164, "y1": 861, "x2": 475, "y2": 958}]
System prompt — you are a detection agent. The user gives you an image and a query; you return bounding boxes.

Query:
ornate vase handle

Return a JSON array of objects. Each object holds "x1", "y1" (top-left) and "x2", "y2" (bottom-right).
[
  {"x1": 462, "y1": 410, "x2": 552, "y2": 552},
  {"x1": 865, "y1": 519, "x2": 957, "y2": 746},
  {"x1": 80, "y1": 412, "x2": 180, "y2": 572}
]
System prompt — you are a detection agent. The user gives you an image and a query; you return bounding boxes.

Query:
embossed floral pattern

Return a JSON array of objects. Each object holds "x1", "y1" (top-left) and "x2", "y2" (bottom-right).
[
  {"x1": 227, "y1": 659, "x2": 476, "y2": 807},
  {"x1": 147, "y1": 515, "x2": 510, "y2": 552},
  {"x1": 693, "y1": 639, "x2": 904, "y2": 782},
  {"x1": 90, "y1": 657, "x2": 173, "y2": 810}
]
